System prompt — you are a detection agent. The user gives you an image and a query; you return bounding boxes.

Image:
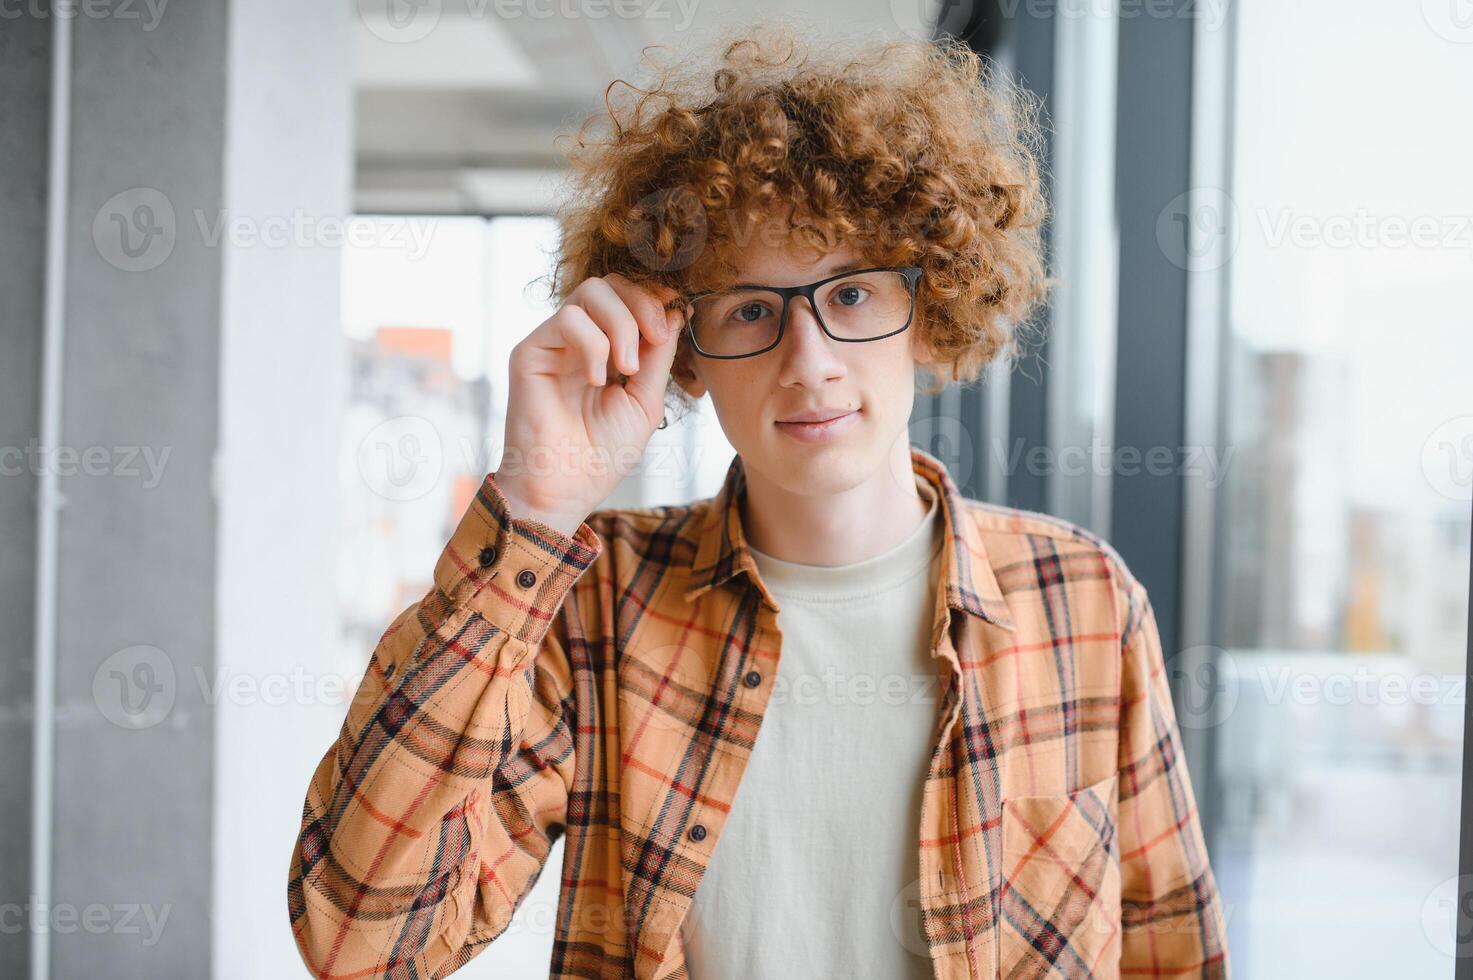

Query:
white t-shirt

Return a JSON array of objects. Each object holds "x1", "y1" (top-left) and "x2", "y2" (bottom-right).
[{"x1": 679, "y1": 480, "x2": 944, "y2": 979}]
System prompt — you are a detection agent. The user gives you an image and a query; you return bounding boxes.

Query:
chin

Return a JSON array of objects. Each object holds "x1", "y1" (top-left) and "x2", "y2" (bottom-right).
[{"x1": 757, "y1": 439, "x2": 875, "y2": 497}]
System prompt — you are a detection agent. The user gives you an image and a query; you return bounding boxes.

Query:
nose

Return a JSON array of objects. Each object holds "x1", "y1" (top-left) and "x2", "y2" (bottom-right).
[{"x1": 775, "y1": 297, "x2": 846, "y2": 389}]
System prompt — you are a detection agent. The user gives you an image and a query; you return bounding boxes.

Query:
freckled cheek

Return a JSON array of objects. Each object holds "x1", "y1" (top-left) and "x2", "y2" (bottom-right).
[
  {"x1": 855, "y1": 347, "x2": 916, "y2": 409},
  {"x1": 704, "y1": 361, "x2": 774, "y2": 432}
]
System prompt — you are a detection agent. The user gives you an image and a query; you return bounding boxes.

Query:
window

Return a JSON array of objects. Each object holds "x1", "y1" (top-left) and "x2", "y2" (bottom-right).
[{"x1": 1210, "y1": 2, "x2": 1473, "y2": 973}]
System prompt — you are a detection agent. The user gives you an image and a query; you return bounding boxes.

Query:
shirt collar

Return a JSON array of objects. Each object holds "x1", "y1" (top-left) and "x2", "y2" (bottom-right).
[{"x1": 681, "y1": 443, "x2": 1016, "y2": 632}]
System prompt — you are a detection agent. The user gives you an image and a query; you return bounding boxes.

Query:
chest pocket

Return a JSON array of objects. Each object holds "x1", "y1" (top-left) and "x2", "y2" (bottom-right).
[{"x1": 998, "y1": 771, "x2": 1122, "y2": 979}]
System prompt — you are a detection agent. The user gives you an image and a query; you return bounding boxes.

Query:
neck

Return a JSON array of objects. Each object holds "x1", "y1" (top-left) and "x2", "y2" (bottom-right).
[{"x1": 738, "y1": 430, "x2": 928, "y2": 566}]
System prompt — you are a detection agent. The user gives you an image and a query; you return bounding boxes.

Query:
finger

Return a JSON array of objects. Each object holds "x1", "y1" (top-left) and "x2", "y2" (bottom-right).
[
  {"x1": 547, "y1": 304, "x2": 612, "y2": 387},
  {"x1": 571, "y1": 278, "x2": 642, "y2": 377},
  {"x1": 621, "y1": 307, "x2": 685, "y2": 421},
  {"x1": 603, "y1": 273, "x2": 681, "y2": 349}
]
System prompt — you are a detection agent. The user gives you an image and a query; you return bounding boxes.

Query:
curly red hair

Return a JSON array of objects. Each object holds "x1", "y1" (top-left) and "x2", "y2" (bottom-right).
[{"x1": 549, "y1": 23, "x2": 1051, "y2": 415}]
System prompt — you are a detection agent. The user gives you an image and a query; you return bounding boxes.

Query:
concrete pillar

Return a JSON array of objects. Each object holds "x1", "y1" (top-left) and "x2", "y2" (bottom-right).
[
  {"x1": 211, "y1": 1, "x2": 351, "y2": 975},
  {"x1": 5, "y1": 2, "x2": 350, "y2": 976},
  {"x1": 53, "y1": 7, "x2": 229, "y2": 974},
  {"x1": 0, "y1": 11, "x2": 52, "y2": 978}
]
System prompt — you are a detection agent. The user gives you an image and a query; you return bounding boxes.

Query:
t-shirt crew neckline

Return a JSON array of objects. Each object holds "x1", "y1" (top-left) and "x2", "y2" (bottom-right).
[{"x1": 745, "y1": 479, "x2": 943, "y2": 602}]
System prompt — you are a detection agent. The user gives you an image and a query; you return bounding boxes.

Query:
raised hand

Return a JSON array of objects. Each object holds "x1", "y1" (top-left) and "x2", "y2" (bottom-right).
[{"x1": 495, "y1": 273, "x2": 685, "y2": 535}]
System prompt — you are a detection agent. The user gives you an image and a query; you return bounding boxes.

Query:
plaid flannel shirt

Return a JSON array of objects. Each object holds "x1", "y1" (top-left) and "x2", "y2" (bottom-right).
[{"x1": 288, "y1": 444, "x2": 1230, "y2": 979}]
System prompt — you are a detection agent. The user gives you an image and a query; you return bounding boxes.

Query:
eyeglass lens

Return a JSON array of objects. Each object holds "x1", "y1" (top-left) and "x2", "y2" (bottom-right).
[{"x1": 687, "y1": 270, "x2": 913, "y2": 357}]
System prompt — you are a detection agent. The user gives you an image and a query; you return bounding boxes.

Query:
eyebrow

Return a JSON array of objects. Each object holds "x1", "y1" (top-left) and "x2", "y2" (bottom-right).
[
  {"x1": 728, "y1": 260, "x2": 873, "y2": 291},
  {"x1": 665, "y1": 260, "x2": 878, "y2": 307}
]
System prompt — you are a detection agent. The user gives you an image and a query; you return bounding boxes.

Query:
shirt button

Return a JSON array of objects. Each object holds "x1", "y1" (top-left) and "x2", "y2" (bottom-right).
[
  {"x1": 516, "y1": 569, "x2": 537, "y2": 589},
  {"x1": 743, "y1": 669, "x2": 762, "y2": 688},
  {"x1": 688, "y1": 824, "x2": 707, "y2": 842},
  {"x1": 478, "y1": 545, "x2": 498, "y2": 568}
]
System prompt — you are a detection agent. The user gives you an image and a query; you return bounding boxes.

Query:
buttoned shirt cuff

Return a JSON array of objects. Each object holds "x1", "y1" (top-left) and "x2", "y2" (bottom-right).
[{"x1": 431, "y1": 472, "x2": 603, "y2": 649}]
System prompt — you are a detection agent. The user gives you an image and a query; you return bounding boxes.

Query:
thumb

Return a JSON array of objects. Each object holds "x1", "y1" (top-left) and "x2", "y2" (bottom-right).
[{"x1": 624, "y1": 306, "x2": 685, "y2": 425}]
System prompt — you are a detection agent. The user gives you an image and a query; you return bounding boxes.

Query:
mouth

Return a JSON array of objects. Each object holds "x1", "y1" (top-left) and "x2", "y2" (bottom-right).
[{"x1": 774, "y1": 407, "x2": 861, "y2": 443}]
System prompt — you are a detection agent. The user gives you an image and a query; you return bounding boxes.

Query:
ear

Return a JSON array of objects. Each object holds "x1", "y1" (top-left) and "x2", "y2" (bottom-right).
[
  {"x1": 673, "y1": 344, "x2": 708, "y2": 399},
  {"x1": 909, "y1": 330, "x2": 940, "y2": 367},
  {"x1": 678, "y1": 373, "x2": 707, "y2": 399}
]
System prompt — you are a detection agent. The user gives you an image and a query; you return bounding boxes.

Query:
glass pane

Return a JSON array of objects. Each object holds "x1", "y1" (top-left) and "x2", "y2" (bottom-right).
[
  {"x1": 815, "y1": 270, "x2": 912, "y2": 336},
  {"x1": 691, "y1": 289, "x2": 784, "y2": 355},
  {"x1": 339, "y1": 216, "x2": 561, "y2": 976},
  {"x1": 1215, "y1": 2, "x2": 1473, "y2": 976},
  {"x1": 338, "y1": 214, "x2": 734, "y2": 977}
]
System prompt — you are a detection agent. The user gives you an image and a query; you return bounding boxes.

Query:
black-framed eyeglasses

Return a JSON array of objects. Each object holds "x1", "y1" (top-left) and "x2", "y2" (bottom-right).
[{"x1": 670, "y1": 265, "x2": 924, "y2": 359}]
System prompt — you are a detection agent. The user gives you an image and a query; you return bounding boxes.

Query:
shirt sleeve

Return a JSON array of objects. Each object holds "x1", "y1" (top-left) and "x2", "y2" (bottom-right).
[
  {"x1": 287, "y1": 472, "x2": 603, "y2": 979},
  {"x1": 1116, "y1": 570, "x2": 1232, "y2": 977}
]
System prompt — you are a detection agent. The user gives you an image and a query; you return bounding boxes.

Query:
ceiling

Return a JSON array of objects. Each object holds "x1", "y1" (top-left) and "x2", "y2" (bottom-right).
[{"x1": 351, "y1": 0, "x2": 950, "y2": 213}]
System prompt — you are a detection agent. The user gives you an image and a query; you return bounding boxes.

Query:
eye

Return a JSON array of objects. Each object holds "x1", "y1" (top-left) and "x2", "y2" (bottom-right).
[
  {"x1": 729, "y1": 301, "x2": 775, "y2": 324},
  {"x1": 831, "y1": 283, "x2": 871, "y2": 307}
]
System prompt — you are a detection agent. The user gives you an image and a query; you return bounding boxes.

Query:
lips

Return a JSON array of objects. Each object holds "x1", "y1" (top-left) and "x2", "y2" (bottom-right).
[
  {"x1": 773, "y1": 407, "x2": 861, "y2": 443},
  {"x1": 777, "y1": 408, "x2": 854, "y2": 424}
]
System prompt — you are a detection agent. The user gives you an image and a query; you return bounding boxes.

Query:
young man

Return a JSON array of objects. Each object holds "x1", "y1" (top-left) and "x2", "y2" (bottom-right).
[{"x1": 289, "y1": 27, "x2": 1229, "y2": 980}]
